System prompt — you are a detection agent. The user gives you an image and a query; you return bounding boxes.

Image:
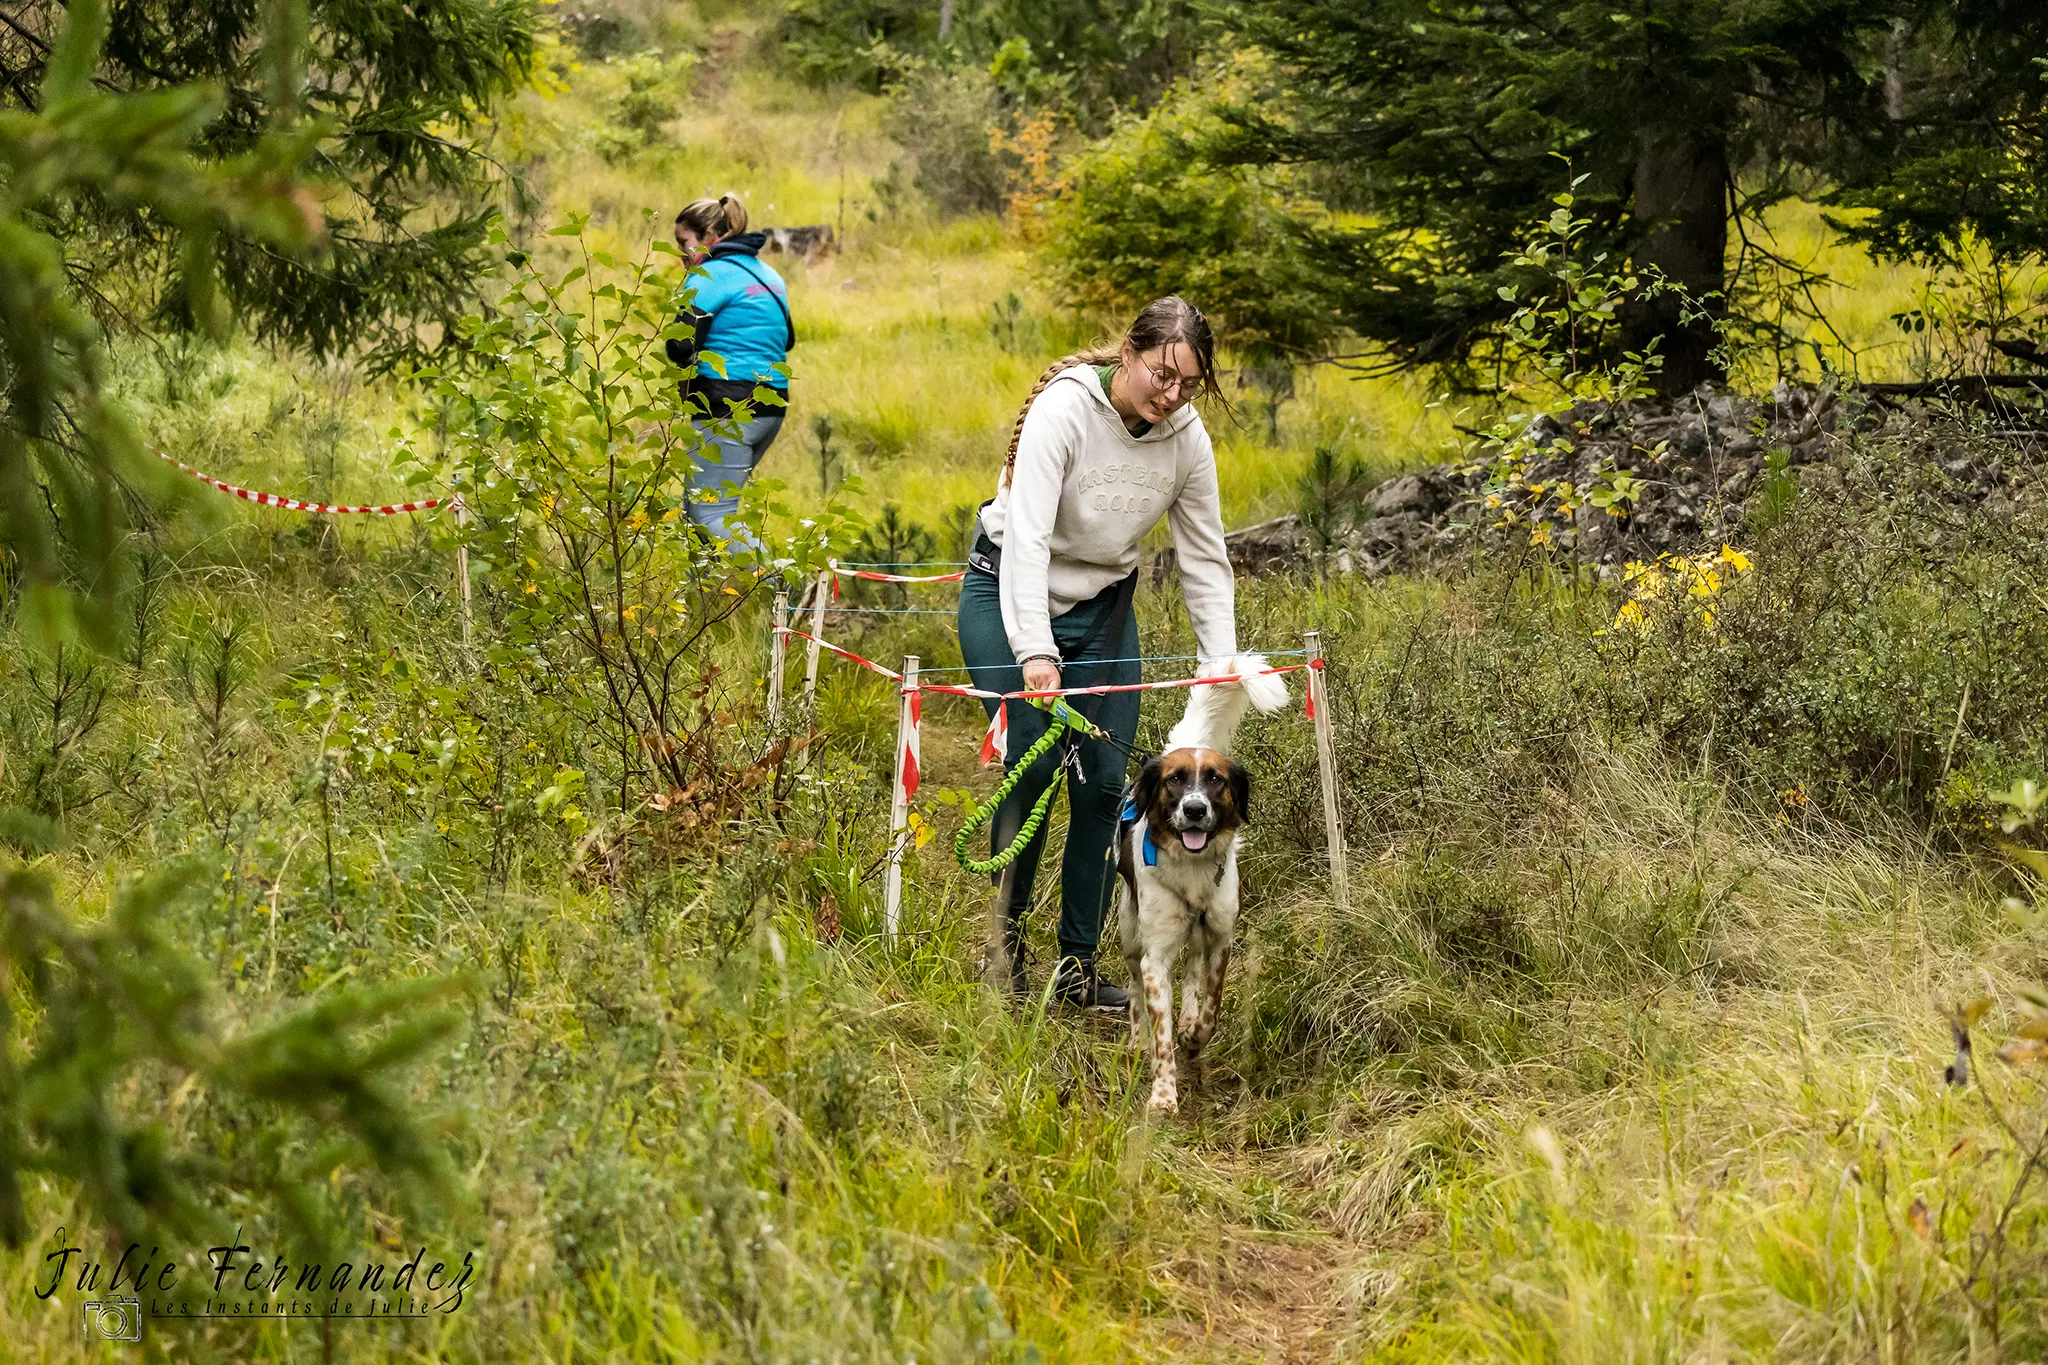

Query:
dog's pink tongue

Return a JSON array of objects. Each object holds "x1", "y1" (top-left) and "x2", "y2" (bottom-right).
[{"x1": 1181, "y1": 830, "x2": 1209, "y2": 851}]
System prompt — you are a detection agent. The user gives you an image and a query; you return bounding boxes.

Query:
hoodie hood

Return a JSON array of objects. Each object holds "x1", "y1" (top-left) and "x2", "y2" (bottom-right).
[
  {"x1": 1050, "y1": 363, "x2": 1200, "y2": 443},
  {"x1": 709, "y1": 231, "x2": 769, "y2": 258}
]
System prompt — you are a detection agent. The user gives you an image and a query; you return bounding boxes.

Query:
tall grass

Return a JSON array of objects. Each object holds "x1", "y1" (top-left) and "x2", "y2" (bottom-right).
[{"x1": 1, "y1": 14, "x2": 2042, "y2": 1364}]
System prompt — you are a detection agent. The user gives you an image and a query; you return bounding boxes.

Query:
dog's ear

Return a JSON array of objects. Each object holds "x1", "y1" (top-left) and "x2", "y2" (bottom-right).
[
  {"x1": 1133, "y1": 756, "x2": 1164, "y2": 817},
  {"x1": 1226, "y1": 758, "x2": 1250, "y2": 824}
]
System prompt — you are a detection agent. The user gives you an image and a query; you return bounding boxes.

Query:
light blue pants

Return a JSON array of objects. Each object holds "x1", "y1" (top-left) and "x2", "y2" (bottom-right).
[{"x1": 687, "y1": 410, "x2": 785, "y2": 550}]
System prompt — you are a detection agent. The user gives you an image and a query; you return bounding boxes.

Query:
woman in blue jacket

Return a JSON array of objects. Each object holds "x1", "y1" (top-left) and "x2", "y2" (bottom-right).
[{"x1": 666, "y1": 194, "x2": 794, "y2": 546}]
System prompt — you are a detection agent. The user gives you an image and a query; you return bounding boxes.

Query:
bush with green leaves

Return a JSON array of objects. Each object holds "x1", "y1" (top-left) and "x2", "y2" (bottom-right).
[
  {"x1": 590, "y1": 47, "x2": 697, "y2": 162},
  {"x1": 1038, "y1": 77, "x2": 1343, "y2": 362},
  {"x1": 403, "y1": 220, "x2": 861, "y2": 820},
  {"x1": 774, "y1": 0, "x2": 1197, "y2": 127},
  {"x1": 880, "y1": 57, "x2": 1011, "y2": 217}
]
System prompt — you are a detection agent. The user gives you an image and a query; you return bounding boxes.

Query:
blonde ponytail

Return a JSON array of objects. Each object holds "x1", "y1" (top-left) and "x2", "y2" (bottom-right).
[
  {"x1": 1002, "y1": 349, "x2": 1119, "y2": 487},
  {"x1": 715, "y1": 193, "x2": 748, "y2": 235},
  {"x1": 676, "y1": 192, "x2": 749, "y2": 240}
]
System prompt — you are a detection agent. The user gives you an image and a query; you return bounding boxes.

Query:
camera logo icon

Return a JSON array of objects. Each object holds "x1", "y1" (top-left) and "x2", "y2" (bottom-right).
[{"x1": 82, "y1": 1296, "x2": 141, "y2": 1342}]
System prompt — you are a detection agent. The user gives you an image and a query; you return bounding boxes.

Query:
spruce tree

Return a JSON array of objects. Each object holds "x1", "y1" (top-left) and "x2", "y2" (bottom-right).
[
  {"x1": 2, "y1": 0, "x2": 537, "y2": 368},
  {"x1": 1212, "y1": 0, "x2": 2048, "y2": 395}
]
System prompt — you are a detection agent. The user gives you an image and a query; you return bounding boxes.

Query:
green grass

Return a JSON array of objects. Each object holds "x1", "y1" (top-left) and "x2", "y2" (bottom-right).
[{"x1": 1, "y1": 14, "x2": 2044, "y2": 1364}]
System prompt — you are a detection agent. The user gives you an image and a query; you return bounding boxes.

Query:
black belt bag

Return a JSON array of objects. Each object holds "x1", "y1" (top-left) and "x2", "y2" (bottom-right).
[{"x1": 969, "y1": 499, "x2": 1002, "y2": 577}]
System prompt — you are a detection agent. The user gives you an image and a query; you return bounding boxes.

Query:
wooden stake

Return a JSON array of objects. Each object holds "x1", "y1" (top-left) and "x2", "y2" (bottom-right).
[
  {"x1": 767, "y1": 591, "x2": 789, "y2": 726},
  {"x1": 803, "y1": 568, "x2": 828, "y2": 705},
  {"x1": 453, "y1": 494, "x2": 472, "y2": 649},
  {"x1": 883, "y1": 655, "x2": 918, "y2": 941},
  {"x1": 1304, "y1": 630, "x2": 1349, "y2": 905}
]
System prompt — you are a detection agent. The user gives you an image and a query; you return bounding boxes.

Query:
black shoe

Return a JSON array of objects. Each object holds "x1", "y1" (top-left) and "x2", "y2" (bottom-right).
[{"x1": 1051, "y1": 955, "x2": 1129, "y2": 1013}]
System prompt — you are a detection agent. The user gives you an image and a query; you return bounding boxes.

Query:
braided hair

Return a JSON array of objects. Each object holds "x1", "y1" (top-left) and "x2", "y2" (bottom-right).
[{"x1": 1000, "y1": 296, "x2": 1222, "y2": 488}]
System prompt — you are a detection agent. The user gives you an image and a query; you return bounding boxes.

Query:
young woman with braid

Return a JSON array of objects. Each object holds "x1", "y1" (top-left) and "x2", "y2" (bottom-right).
[{"x1": 958, "y1": 296, "x2": 1237, "y2": 1010}]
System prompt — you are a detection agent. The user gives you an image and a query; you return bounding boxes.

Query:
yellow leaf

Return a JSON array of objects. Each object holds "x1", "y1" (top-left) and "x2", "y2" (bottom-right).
[
  {"x1": 1998, "y1": 841, "x2": 2048, "y2": 881},
  {"x1": 2017, "y1": 1014, "x2": 2048, "y2": 1040},
  {"x1": 1960, "y1": 995, "x2": 1994, "y2": 1027},
  {"x1": 1720, "y1": 543, "x2": 1753, "y2": 573},
  {"x1": 1997, "y1": 1038, "x2": 2048, "y2": 1064}
]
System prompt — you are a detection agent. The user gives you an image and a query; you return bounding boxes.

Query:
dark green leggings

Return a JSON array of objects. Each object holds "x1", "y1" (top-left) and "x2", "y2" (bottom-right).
[{"x1": 956, "y1": 569, "x2": 1140, "y2": 959}]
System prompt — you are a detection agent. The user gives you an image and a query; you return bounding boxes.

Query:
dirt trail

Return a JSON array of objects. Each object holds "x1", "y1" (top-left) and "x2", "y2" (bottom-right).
[{"x1": 1154, "y1": 1230, "x2": 1353, "y2": 1363}]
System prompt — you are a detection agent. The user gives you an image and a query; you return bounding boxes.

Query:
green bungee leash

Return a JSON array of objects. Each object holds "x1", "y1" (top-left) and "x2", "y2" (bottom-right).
[{"x1": 954, "y1": 697, "x2": 1108, "y2": 876}]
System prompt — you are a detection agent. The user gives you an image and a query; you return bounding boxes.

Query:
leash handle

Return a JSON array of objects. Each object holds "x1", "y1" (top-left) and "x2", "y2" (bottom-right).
[{"x1": 1031, "y1": 695, "x2": 1108, "y2": 741}]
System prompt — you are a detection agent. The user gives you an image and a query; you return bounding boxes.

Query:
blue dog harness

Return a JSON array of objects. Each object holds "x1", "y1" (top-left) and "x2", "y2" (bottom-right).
[{"x1": 1119, "y1": 794, "x2": 1159, "y2": 867}]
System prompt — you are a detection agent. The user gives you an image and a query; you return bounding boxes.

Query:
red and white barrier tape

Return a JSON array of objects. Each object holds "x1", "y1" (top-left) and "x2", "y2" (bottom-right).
[
  {"x1": 919, "y1": 661, "x2": 1313, "y2": 702},
  {"x1": 830, "y1": 561, "x2": 966, "y2": 585},
  {"x1": 778, "y1": 628, "x2": 903, "y2": 681},
  {"x1": 979, "y1": 702, "x2": 1008, "y2": 767},
  {"x1": 156, "y1": 451, "x2": 446, "y2": 515},
  {"x1": 784, "y1": 623, "x2": 1325, "y2": 782},
  {"x1": 777, "y1": 625, "x2": 1322, "y2": 775},
  {"x1": 775, "y1": 624, "x2": 1317, "y2": 702},
  {"x1": 899, "y1": 682, "x2": 923, "y2": 798}
]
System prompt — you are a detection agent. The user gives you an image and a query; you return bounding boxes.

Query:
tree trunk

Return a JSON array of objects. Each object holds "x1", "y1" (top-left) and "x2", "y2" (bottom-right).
[
  {"x1": 1624, "y1": 131, "x2": 1729, "y2": 396},
  {"x1": 938, "y1": 0, "x2": 955, "y2": 40}
]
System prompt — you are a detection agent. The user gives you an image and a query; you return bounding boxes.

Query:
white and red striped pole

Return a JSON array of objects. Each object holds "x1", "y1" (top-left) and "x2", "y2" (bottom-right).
[
  {"x1": 768, "y1": 592, "x2": 789, "y2": 726},
  {"x1": 803, "y1": 568, "x2": 828, "y2": 706},
  {"x1": 453, "y1": 493, "x2": 472, "y2": 650},
  {"x1": 884, "y1": 655, "x2": 920, "y2": 940},
  {"x1": 1304, "y1": 629, "x2": 1348, "y2": 906}
]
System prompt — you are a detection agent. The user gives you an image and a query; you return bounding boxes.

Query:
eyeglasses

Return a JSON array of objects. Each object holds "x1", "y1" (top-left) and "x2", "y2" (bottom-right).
[{"x1": 1142, "y1": 361, "x2": 1203, "y2": 401}]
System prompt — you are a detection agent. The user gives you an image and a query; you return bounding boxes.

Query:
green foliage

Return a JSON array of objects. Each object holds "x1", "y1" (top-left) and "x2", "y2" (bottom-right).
[
  {"x1": 1039, "y1": 80, "x2": 1342, "y2": 362},
  {"x1": 1296, "y1": 443, "x2": 1369, "y2": 570},
  {"x1": 1205, "y1": 0, "x2": 2048, "y2": 393},
  {"x1": 2, "y1": 0, "x2": 540, "y2": 369},
  {"x1": 0, "y1": 864, "x2": 463, "y2": 1248},
  {"x1": 847, "y1": 503, "x2": 936, "y2": 608},
  {"x1": 0, "y1": 0, "x2": 319, "y2": 638},
  {"x1": 810, "y1": 412, "x2": 842, "y2": 496},
  {"x1": 1469, "y1": 171, "x2": 1687, "y2": 524},
  {"x1": 776, "y1": 0, "x2": 1199, "y2": 127},
  {"x1": 879, "y1": 56, "x2": 1011, "y2": 216},
  {"x1": 591, "y1": 47, "x2": 697, "y2": 162},
  {"x1": 406, "y1": 219, "x2": 861, "y2": 809}
]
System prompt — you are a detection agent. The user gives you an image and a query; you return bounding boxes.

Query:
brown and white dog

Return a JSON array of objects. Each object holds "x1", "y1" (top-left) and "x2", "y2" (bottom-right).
[{"x1": 1114, "y1": 655, "x2": 1288, "y2": 1113}]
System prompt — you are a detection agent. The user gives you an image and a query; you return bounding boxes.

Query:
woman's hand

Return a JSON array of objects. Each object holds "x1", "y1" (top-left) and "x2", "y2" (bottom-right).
[{"x1": 1021, "y1": 660, "x2": 1061, "y2": 693}]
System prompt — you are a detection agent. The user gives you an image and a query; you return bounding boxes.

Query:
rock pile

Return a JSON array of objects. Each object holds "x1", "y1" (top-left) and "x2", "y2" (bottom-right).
[{"x1": 1223, "y1": 383, "x2": 1865, "y2": 578}]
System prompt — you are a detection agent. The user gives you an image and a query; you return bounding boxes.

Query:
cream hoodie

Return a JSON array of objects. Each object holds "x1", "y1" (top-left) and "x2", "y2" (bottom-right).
[{"x1": 980, "y1": 366, "x2": 1236, "y2": 665}]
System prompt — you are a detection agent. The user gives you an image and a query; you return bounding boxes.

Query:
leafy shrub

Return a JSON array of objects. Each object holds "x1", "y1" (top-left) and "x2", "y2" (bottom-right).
[
  {"x1": 587, "y1": 48, "x2": 696, "y2": 161},
  {"x1": 775, "y1": 0, "x2": 931, "y2": 89},
  {"x1": 403, "y1": 221, "x2": 860, "y2": 834},
  {"x1": 775, "y1": 0, "x2": 1198, "y2": 128},
  {"x1": 880, "y1": 59, "x2": 1010, "y2": 216},
  {"x1": 1604, "y1": 414, "x2": 2048, "y2": 827},
  {"x1": 1039, "y1": 79, "x2": 1344, "y2": 360}
]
